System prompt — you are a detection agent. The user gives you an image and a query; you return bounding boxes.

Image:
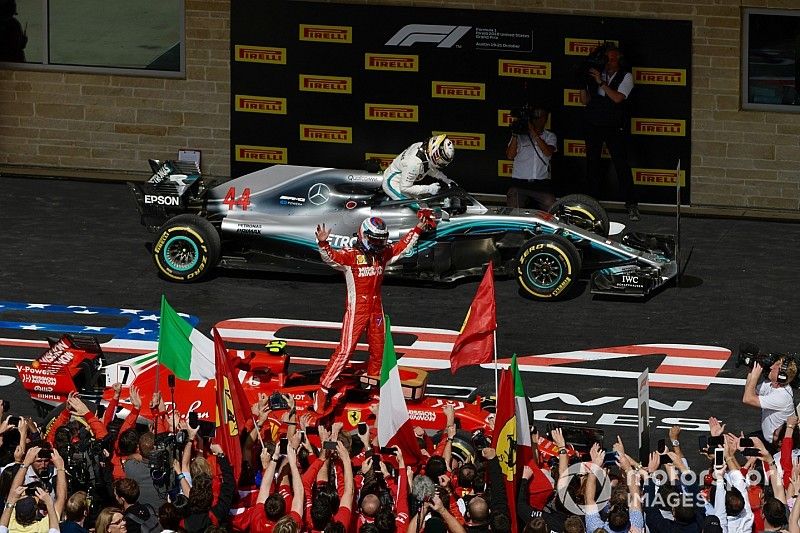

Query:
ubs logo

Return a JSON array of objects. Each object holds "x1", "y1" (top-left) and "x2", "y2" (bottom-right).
[{"x1": 307, "y1": 183, "x2": 331, "y2": 205}]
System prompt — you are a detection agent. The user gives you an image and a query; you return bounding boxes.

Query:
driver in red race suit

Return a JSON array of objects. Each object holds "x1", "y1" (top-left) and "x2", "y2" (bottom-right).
[{"x1": 312, "y1": 210, "x2": 436, "y2": 412}]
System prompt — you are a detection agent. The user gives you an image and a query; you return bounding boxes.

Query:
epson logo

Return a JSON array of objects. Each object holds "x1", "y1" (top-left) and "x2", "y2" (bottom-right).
[
  {"x1": 386, "y1": 24, "x2": 471, "y2": 48},
  {"x1": 144, "y1": 195, "x2": 180, "y2": 206}
]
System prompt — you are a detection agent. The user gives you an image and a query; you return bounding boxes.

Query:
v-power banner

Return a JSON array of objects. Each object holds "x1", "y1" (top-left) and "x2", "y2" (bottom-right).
[{"x1": 231, "y1": 1, "x2": 691, "y2": 205}]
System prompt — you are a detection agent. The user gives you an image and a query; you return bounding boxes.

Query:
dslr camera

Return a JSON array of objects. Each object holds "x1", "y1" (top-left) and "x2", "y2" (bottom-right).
[
  {"x1": 150, "y1": 430, "x2": 189, "y2": 485},
  {"x1": 509, "y1": 104, "x2": 545, "y2": 135},
  {"x1": 737, "y1": 342, "x2": 799, "y2": 385}
]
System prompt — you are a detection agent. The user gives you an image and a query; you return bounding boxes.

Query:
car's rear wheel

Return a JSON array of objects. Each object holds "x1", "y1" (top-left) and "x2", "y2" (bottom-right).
[
  {"x1": 153, "y1": 214, "x2": 221, "y2": 282},
  {"x1": 549, "y1": 194, "x2": 610, "y2": 237},
  {"x1": 516, "y1": 234, "x2": 582, "y2": 299}
]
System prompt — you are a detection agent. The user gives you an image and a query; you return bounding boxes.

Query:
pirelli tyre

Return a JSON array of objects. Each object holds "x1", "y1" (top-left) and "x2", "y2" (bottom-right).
[
  {"x1": 153, "y1": 214, "x2": 221, "y2": 282},
  {"x1": 549, "y1": 194, "x2": 610, "y2": 237},
  {"x1": 516, "y1": 234, "x2": 582, "y2": 300}
]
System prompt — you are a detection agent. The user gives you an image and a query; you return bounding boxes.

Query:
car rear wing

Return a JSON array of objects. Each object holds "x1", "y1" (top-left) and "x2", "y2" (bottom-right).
[{"x1": 129, "y1": 159, "x2": 205, "y2": 231}]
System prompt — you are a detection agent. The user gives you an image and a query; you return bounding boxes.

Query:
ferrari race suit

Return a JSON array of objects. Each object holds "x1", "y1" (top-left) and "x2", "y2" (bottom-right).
[
  {"x1": 382, "y1": 141, "x2": 450, "y2": 200},
  {"x1": 317, "y1": 225, "x2": 422, "y2": 389}
]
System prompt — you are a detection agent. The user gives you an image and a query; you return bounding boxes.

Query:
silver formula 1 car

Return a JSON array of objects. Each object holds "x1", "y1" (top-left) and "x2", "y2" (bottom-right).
[{"x1": 129, "y1": 160, "x2": 678, "y2": 299}]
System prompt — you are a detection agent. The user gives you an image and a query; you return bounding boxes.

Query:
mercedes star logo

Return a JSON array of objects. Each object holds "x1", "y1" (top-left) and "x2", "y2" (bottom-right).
[{"x1": 308, "y1": 183, "x2": 331, "y2": 206}]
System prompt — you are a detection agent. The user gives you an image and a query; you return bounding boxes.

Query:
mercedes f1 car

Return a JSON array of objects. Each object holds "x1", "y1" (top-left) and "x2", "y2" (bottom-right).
[{"x1": 129, "y1": 160, "x2": 678, "y2": 299}]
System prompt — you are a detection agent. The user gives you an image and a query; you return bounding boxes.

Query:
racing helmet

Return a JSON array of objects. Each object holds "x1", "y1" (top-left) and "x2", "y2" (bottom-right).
[
  {"x1": 426, "y1": 134, "x2": 455, "y2": 169},
  {"x1": 358, "y1": 217, "x2": 389, "y2": 252}
]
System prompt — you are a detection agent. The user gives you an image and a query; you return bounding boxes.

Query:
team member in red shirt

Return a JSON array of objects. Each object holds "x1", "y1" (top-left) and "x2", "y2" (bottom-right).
[{"x1": 312, "y1": 211, "x2": 435, "y2": 412}]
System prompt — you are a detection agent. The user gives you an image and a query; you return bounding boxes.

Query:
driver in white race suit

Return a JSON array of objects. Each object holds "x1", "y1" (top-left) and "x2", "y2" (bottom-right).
[{"x1": 381, "y1": 134, "x2": 455, "y2": 201}]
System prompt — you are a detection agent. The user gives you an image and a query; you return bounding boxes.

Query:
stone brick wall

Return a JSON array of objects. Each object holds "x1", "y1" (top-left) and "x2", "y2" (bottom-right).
[
  {"x1": 1, "y1": 0, "x2": 798, "y2": 210},
  {"x1": 0, "y1": 0, "x2": 231, "y2": 180}
]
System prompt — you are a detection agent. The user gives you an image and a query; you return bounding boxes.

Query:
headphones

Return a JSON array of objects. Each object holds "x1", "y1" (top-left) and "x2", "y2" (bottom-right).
[{"x1": 777, "y1": 355, "x2": 791, "y2": 385}]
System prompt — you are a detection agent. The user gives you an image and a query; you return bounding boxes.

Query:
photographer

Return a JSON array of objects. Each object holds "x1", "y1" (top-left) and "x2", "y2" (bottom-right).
[
  {"x1": 580, "y1": 44, "x2": 639, "y2": 221},
  {"x1": 741, "y1": 356, "x2": 797, "y2": 446},
  {"x1": 505, "y1": 106, "x2": 557, "y2": 211}
]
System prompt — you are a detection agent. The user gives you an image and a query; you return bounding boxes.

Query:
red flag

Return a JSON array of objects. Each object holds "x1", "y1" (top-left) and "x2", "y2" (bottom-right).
[
  {"x1": 450, "y1": 262, "x2": 496, "y2": 374},
  {"x1": 492, "y1": 368, "x2": 518, "y2": 533},
  {"x1": 212, "y1": 327, "x2": 248, "y2": 482}
]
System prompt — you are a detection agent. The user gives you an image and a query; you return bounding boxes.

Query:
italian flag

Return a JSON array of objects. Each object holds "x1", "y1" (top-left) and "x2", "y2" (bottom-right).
[
  {"x1": 513, "y1": 354, "x2": 533, "y2": 468},
  {"x1": 157, "y1": 296, "x2": 215, "y2": 381},
  {"x1": 377, "y1": 315, "x2": 423, "y2": 464}
]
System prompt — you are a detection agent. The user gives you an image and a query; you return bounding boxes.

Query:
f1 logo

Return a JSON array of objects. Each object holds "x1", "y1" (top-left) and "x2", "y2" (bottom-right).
[{"x1": 385, "y1": 24, "x2": 471, "y2": 47}]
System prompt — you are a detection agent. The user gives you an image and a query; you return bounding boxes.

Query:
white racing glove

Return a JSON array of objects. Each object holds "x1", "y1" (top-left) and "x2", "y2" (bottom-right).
[{"x1": 428, "y1": 183, "x2": 441, "y2": 195}]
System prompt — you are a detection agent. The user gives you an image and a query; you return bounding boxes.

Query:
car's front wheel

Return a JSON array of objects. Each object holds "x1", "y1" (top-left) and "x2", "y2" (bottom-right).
[
  {"x1": 153, "y1": 214, "x2": 221, "y2": 282},
  {"x1": 549, "y1": 194, "x2": 610, "y2": 237},
  {"x1": 516, "y1": 234, "x2": 582, "y2": 299}
]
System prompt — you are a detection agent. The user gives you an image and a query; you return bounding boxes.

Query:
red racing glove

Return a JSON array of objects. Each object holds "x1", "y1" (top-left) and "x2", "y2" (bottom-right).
[{"x1": 417, "y1": 208, "x2": 437, "y2": 230}]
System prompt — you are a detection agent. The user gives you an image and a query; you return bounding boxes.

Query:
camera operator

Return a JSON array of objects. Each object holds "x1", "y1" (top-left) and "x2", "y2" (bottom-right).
[
  {"x1": 741, "y1": 356, "x2": 797, "y2": 447},
  {"x1": 505, "y1": 105, "x2": 557, "y2": 211},
  {"x1": 580, "y1": 44, "x2": 640, "y2": 221},
  {"x1": 121, "y1": 431, "x2": 165, "y2": 510}
]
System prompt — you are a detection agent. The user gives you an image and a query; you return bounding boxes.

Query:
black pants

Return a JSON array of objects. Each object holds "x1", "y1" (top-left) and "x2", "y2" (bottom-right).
[
  {"x1": 506, "y1": 180, "x2": 555, "y2": 211},
  {"x1": 585, "y1": 124, "x2": 638, "y2": 206}
]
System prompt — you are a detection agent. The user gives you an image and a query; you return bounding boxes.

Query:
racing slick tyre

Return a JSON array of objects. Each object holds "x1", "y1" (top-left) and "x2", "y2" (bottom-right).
[
  {"x1": 516, "y1": 234, "x2": 582, "y2": 300},
  {"x1": 549, "y1": 194, "x2": 610, "y2": 237},
  {"x1": 153, "y1": 214, "x2": 221, "y2": 282}
]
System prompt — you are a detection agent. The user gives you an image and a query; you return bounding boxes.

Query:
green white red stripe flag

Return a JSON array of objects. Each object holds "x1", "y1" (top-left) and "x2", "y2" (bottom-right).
[
  {"x1": 513, "y1": 354, "x2": 533, "y2": 467},
  {"x1": 378, "y1": 315, "x2": 423, "y2": 464},
  {"x1": 157, "y1": 295, "x2": 215, "y2": 381}
]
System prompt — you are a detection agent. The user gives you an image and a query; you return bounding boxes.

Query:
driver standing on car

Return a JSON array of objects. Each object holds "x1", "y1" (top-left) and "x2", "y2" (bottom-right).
[
  {"x1": 381, "y1": 134, "x2": 455, "y2": 202},
  {"x1": 312, "y1": 210, "x2": 436, "y2": 413}
]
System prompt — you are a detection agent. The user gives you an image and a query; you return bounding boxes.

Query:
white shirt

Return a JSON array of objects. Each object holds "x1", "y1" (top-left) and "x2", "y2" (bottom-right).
[
  {"x1": 596, "y1": 70, "x2": 634, "y2": 99},
  {"x1": 757, "y1": 380, "x2": 794, "y2": 439},
  {"x1": 510, "y1": 129, "x2": 557, "y2": 181}
]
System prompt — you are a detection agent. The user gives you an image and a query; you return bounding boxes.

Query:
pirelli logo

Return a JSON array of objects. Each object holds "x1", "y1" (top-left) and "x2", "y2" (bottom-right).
[
  {"x1": 299, "y1": 74, "x2": 352, "y2": 94},
  {"x1": 432, "y1": 81, "x2": 485, "y2": 100},
  {"x1": 432, "y1": 131, "x2": 484, "y2": 151},
  {"x1": 633, "y1": 67, "x2": 687, "y2": 86},
  {"x1": 234, "y1": 45, "x2": 286, "y2": 64},
  {"x1": 633, "y1": 168, "x2": 686, "y2": 187},
  {"x1": 235, "y1": 145, "x2": 287, "y2": 163},
  {"x1": 563, "y1": 139, "x2": 610, "y2": 158},
  {"x1": 632, "y1": 117, "x2": 686, "y2": 136},
  {"x1": 564, "y1": 38, "x2": 619, "y2": 56},
  {"x1": 299, "y1": 24, "x2": 352, "y2": 43},
  {"x1": 498, "y1": 59, "x2": 551, "y2": 79},
  {"x1": 365, "y1": 53, "x2": 418, "y2": 72},
  {"x1": 563, "y1": 89, "x2": 584, "y2": 107},
  {"x1": 498, "y1": 160, "x2": 514, "y2": 177},
  {"x1": 364, "y1": 103, "x2": 418, "y2": 122},
  {"x1": 300, "y1": 124, "x2": 352, "y2": 144},
  {"x1": 365, "y1": 153, "x2": 396, "y2": 170},
  {"x1": 235, "y1": 95, "x2": 287, "y2": 115}
]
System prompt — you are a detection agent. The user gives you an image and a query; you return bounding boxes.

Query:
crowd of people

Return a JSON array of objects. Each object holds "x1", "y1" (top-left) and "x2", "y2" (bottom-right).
[{"x1": 0, "y1": 357, "x2": 797, "y2": 533}]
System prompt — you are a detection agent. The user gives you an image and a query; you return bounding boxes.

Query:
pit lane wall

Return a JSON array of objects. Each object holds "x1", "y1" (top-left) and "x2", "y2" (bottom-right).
[
  {"x1": 0, "y1": 0, "x2": 797, "y2": 210},
  {"x1": 230, "y1": 0, "x2": 692, "y2": 206}
]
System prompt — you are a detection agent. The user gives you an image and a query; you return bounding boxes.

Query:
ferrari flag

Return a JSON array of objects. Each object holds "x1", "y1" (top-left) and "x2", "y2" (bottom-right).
[
  {"x1": 378, "y1": 315, "x2": 423, "y2": 464},
  {"x1": 157, "y1": 296, "x2": 215, "y2": 381},
  {"x1": 212, "y1": 327, "x2": 246, "y2": 482},
  {"x1": 450, "y1": 262, "x2": 496, "y2": 374},
  {"x1": 492, "y1": 367, "x2": 518, "y2": 533}
]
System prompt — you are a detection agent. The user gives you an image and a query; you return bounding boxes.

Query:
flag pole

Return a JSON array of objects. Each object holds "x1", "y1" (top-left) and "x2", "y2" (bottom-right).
[
  {"x1": 155, "y1": 295, "x2": 164, "y2": 399},
  {"x1": 493, "y1": 329, "x2": 498, "y2": 401}
]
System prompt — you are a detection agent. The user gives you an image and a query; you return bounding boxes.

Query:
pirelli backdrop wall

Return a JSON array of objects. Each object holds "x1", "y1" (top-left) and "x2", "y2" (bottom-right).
[{"x1": 231, "y1": 1, "x2": 692, "y2": 205}]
